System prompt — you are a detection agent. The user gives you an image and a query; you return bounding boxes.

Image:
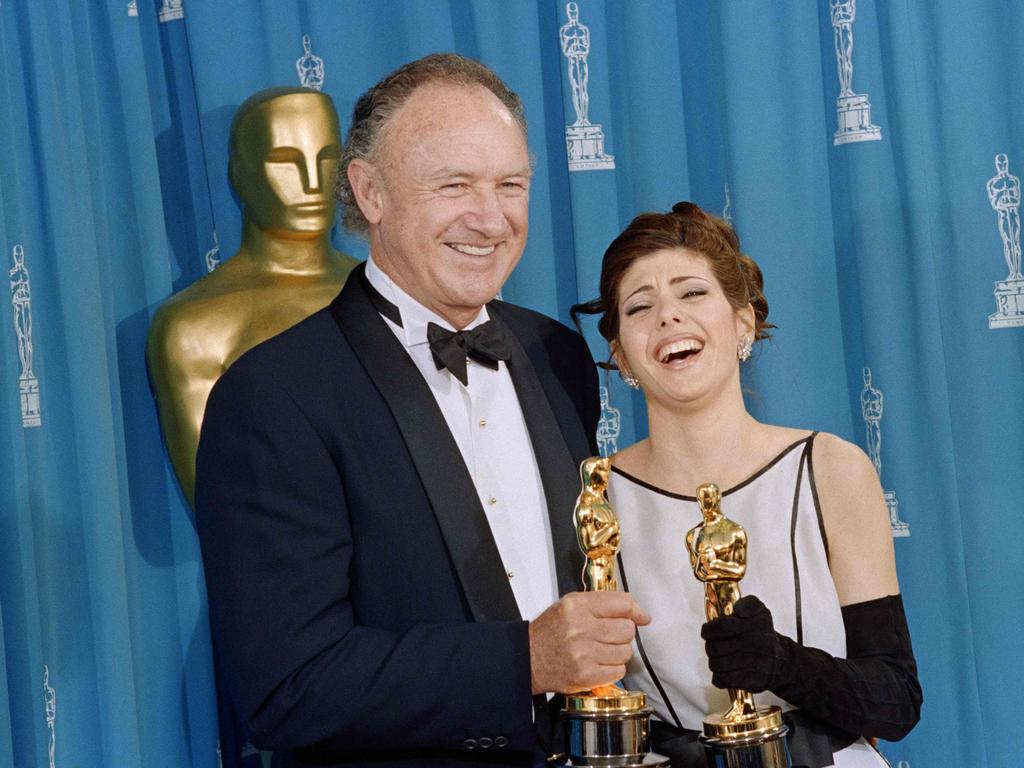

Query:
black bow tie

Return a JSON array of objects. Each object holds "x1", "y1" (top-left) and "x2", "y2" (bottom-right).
[
  {"x1": 360, "y1": 269, "x2": 511, "y2": 386},
  {"x1": 427, "y1": 321, "x2": 512, "y2": 386}
]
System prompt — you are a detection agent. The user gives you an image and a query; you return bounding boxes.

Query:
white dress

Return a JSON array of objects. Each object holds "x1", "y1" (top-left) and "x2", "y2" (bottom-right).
[{"x1": 610, "y1": 434, "x2": 889, "y2": 768}]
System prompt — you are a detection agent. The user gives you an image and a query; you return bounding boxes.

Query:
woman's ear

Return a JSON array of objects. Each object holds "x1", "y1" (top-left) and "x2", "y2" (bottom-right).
[
  {"x1": 736, "y1": 303, "x2": 756, "y2": 338},
  {"x1": 610, "y1": 340, "x2": 624, "y2": 371}
]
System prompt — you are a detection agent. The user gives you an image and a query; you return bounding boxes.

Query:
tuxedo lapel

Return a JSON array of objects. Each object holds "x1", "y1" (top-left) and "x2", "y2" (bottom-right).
[
  {"x1": 329, "y1": 265, "x2": 520, "y2": 623},
  {"x1": 488, "y1": 307, "x2": 586, "y2": 598}
]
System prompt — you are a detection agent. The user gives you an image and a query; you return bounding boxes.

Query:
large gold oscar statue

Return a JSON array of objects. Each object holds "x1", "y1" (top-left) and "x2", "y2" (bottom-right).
[
  {"x1": 687, "y1": 483, "x2": 790, "y2": 767},
  {"x1": 562, "y1": 457, "x2": 667, "y2": 767},
  {"x1": 147, "y1": 87, "x2": 357, "y2": 505}
]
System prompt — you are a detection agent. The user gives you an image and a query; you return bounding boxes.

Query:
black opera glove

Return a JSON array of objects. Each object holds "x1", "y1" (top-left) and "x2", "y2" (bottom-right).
[
  {"x1": 701, "y1": 594, "x2": 789, "y2": 693},
  {"x1": 701, "y1": 594, "x2": 922, "y2": 742}
]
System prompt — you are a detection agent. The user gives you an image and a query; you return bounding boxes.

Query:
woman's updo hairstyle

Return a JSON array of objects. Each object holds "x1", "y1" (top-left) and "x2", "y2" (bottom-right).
[{"x1": 572, "y1": 201, "x2": 774, "y2": 350}]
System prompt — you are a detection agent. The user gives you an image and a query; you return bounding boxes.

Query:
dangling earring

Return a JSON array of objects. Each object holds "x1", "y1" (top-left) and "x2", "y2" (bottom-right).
[
  {"x1": 619, "y1": 367, "x2": 640, "y2": 389},
  {"x1": 737, "y1": 336, "x2": 753, "y2": 362}
]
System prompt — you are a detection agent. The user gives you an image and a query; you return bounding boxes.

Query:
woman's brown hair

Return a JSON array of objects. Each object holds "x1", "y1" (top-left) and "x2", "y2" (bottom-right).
[{"x1": 572, "y1": 201, "x2": 774, "y2": 356}]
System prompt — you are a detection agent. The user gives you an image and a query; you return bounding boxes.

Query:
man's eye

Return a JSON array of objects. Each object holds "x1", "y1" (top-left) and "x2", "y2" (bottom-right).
[
  {"x1": 500, "y1": 181, "x2": 527, "y2": 193},
  {"x1": 440, "y1": 183, "x2": 469, "y2": 194}
]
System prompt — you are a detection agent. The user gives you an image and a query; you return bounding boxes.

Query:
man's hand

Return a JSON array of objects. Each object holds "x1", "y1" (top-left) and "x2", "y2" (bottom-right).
[{"x1": 529, "y1": 592, "x2": 650, "y2": 695}]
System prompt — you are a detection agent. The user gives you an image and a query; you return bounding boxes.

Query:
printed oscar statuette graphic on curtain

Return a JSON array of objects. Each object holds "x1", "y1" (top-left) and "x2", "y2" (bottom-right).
[
  {"x1": 159, "y1": 0, "x2": 184, "y2": 23},
  {"x1": 830, "y1": 0, "x2": 882, "y2": 145},
  {"x1": 9, "y1": 244, "x2": 41, "y2": 428},
  {"x1": 986, "y1": 153, "x2": 1024, "y2": 328},
  {"x1": 596, "y1": 385, "x2": 620, "y2": 457},
  {"x1": 296, "y1": 35, "x2": 325, "y2": 92},
  {"x1": 860, "y1": 368, "x2": 909, "y2": 537},
  {"x1": 204, "y1": 231, "x2": 221, "y2": 273},
  {"x1": 43, "y1": 666, "x2": 56, "y2": 768},
  {"x1": 561, "y1": 2, "x2": 614, "y2": 171}
]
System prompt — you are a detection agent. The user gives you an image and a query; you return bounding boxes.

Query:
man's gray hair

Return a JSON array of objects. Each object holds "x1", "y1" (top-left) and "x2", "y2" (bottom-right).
[{"x1": 336, "y1": 53, "x2": 527, "y2": 237}]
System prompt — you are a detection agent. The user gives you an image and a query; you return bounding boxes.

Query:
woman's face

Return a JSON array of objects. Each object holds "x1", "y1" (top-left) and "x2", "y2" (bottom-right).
[{"x1": 614, "y1": 247, "x2": 752, "y2": 409}]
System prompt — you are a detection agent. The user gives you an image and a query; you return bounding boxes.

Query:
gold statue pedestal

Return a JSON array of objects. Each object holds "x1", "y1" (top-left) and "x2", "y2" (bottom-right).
[
  {"x1": 699, "y1": 705, "x2": 790, "y2": 767},
  {"x1": 563, "y1": 691, "x2": 668, "y2": 767}
]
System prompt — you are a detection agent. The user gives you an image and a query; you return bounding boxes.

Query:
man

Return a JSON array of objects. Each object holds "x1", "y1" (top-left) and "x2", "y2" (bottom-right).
[{"x1": 195, "y1": 54, "x2": 649, "y2": 768}]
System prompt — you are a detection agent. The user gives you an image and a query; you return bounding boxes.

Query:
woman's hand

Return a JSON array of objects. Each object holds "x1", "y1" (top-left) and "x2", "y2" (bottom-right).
[{"x1": 701, "y1": 594, "x2": 788, "y2": 693}]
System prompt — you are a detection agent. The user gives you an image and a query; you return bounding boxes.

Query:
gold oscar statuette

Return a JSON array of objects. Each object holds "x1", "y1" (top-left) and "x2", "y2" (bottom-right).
[
  {"x1": 146, "y1": 87, "x2": 357, "y2": 507},
  {"x1": 686, "y1": 483, "x2": 791, "y2": 767},
  {"x1": 561, "y1": 457, "x2": 668, "y2": 767}
]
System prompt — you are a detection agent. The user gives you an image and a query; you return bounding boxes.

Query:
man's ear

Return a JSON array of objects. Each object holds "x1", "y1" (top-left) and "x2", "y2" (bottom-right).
[{"x1": 347, "y1": 159, "x2": 385, "y2": 225}]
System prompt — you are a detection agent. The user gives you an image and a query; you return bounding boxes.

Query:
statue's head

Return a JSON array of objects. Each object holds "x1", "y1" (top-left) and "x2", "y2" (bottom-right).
[
  {"x1": 697, "y1": 483, "x2": 721, "y2": 521},
  {"x1": 996, "y1": 153, "x2": 1009, "y2": 175},
  {"x1": 566, "y1": 2, "x2": 580, "y2": 22},
  {"x1": 580, "y1": 456, "x2": 610, "y2": 492},
  {"x1": 863, "y1": 367, "x2": 872, "y2": 386},
  {"x1": 228, "y1": 87, "x2": 340, "y2": 239}
]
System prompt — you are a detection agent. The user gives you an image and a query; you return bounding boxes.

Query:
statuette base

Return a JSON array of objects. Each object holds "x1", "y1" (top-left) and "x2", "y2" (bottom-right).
[
  {"x1": 563, "y1": 692, "x2": 668, "y2": 767},
  {"x1": 834, "y1": 93, "x2": 881, "y2": 145},
  {"x1": 989, "y1": 278, "x2": 1024, "y2": 328},
  {"x1": 566, "y1": 124, "x2": 615, "y2": 171},
  {"x1": 566, "y1": 692, "x2": 649, "y2": 715},
  {"x1": 700, "y1": 708, "x2": 790, "y2": 767},
  {"x1": 19, "y1": 376, "x2": 41, "y2": 428},
  {"x1": 702, "y1": 705, "x2": 783, "y2": 741}
]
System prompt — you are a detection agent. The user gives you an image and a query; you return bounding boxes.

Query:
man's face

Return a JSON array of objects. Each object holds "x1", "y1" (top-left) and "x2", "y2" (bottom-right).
[
  {"x1": 359, "y1": 83, "x2": 531, "y2": 326},
  {"x1": 235, "y1": 93, "x2": 340, "y2": 239}
]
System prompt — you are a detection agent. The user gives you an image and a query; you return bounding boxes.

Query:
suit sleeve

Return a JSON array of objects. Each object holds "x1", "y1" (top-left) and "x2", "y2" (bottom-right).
[{"x1": 195, "y1": 362, "x2": 536, "y2": 755}]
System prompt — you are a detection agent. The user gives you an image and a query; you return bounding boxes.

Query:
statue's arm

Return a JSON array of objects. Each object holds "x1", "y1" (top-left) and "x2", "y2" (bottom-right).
[
  {"x1": 146, "y1": 306, "x2": 221, "y2": 507},
  {"x1": 575, "y1": 506, "x2": 596, "y2": 548},
  {"x1": 588, "y1": 511, "x2": 619, "y2": 547},
  {"x1": 704, "y1": 554, "x2": 745, "y2": 579},
  {"x1": 685, "y1": 528, "x2": 698, "y2": 569}
]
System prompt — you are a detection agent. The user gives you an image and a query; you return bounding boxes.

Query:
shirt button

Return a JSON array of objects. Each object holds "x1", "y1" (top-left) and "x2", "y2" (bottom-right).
[
  {"x1": 479, "y1": 419, "x2": 487, "y2": 427},
  {"x1": 463, "y1": 738, "x2": 477, "y2": 750},
  {"x1": 488, "y1": 496, "x2": 497, "y2": 505},
  {"x1": 495, "y1": 736, "x2": 508, "y2": 748},
  {"x1": 506, "y1": 571, "x2": 514, "y2": 579},
  {"x1": 479, "y1": 737, "x2": 493, "y2": 749}
]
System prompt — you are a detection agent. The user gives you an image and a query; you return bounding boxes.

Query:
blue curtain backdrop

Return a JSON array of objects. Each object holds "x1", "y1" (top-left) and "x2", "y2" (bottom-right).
[{"x1": 1, "y1": 1, "x2": 1021, "y2": 766}]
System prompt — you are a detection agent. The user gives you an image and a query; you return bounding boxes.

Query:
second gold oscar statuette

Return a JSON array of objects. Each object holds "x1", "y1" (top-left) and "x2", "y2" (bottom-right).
[{"x1": 686, "y1": 483, "x2": 792, "y2": 767}]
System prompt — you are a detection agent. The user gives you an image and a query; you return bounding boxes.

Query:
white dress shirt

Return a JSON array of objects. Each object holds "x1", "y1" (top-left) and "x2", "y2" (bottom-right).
[{"x1": 365, "y1": 257, "x2": 559, "y2": 622}]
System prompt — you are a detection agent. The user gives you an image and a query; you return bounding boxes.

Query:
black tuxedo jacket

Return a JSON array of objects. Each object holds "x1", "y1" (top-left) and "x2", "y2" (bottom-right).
[{"x1": 195, "y1": 264, "x2": 600, "y2": 768}]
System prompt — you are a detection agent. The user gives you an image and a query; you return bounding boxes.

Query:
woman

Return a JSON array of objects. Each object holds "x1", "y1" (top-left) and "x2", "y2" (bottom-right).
[{"x1": 572, "y1": 202, "x2": 921, "y2": 767}]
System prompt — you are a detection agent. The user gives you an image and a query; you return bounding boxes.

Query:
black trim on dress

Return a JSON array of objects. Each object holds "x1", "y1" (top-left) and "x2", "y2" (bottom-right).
[
  {"x1": 617, "y1": 553, "x2": 685, "y2": 731},
  {"x1": 610, "y1": 432, "x2": 814, "y2": 501},
  {"x1": 789, "y1": 444, "x2": 809, "y2": 646},
  {"x1": 804, "y1": 432, "x2": 829, "y2": 562}
]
